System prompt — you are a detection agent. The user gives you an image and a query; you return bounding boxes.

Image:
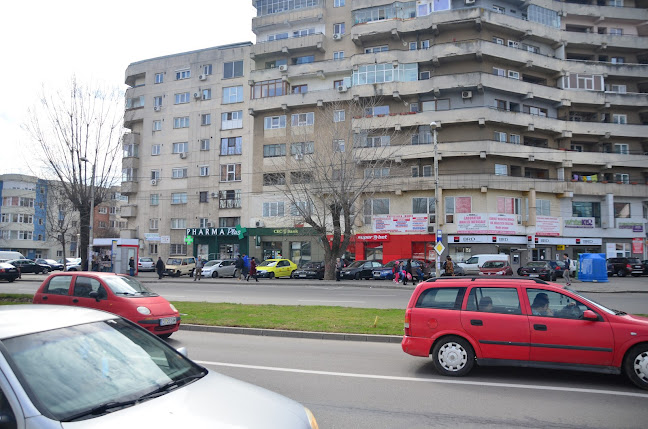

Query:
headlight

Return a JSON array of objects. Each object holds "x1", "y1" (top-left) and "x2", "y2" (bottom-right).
[
  {"x1": 137, "y1": 306, "x2": 151, "y2": 315},
  {"x1": 169, "y1": 303, "x2": 178, "y2": 312},
  {"x1": 497, "y1": 270, "x2": 505, "y2": 275},
  {"x1": 304, "y1": 407, "x2": 319, "y2": 429}
]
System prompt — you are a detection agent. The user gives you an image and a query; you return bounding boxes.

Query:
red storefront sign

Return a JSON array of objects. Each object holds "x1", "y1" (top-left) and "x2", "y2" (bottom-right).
[{"x1": 356, "y1": 234, "x2": 391, "y2": 242}]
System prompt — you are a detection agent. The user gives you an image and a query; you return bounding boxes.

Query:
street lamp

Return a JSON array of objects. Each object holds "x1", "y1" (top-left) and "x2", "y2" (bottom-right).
[
  {"x1": 430, "y1": 121, "x2": 440, "y2": 278},
  {"x1": 80, "y1": 157, "x2": 95, "y2": 271}
]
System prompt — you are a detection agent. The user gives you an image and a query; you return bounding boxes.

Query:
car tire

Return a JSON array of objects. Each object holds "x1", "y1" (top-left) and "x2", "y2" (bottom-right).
[
  {"x1": 8, "y1": 278, "x2": 15, "y2": 282},
  {"x1": 158, "y1": 333, "x2": 173, "y2": 340},
  {"x1": 211, "y1": 271, "x2": 219, "y2": 278},
  {"x1": 189, "y1": 269, "x2": 194, "y2": 278},
  {"x1": 269, "y1": 272, "x2": 275, "y2": 279},
  {"x1": 355, "y1": 272, "x2": 361, "y2": 280},
  {"x1": 432, "y1": 336, "x2": 475, "y2": 377},
  {"x1": 617, "y1": 269, "x2": 626, "y2": 277},
  {"x1": 623, "y1": 344, "x2": 648, "y2": 390},
  {"x1": 43, "y1": 268, "x2": 49, "y2": 274}
]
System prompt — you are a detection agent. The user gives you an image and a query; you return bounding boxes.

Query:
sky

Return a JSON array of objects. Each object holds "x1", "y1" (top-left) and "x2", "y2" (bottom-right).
[{"x1": 0, "y1": 0, "x2": 256, "y2": 176}]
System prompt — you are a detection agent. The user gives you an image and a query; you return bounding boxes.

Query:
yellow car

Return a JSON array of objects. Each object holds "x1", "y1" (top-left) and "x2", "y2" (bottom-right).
[{"x1": 256, "y1": 258, "x2": 298, "y2": 279}]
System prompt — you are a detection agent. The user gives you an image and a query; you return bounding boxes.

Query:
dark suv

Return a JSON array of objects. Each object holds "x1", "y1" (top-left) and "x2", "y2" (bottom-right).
[{"x1": 607, "y1": 257, "x2": 643, "y2": 277}]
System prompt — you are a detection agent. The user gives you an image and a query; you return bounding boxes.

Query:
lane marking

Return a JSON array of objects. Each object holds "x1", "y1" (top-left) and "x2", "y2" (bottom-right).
[
  {"x1": 297, "y1": 300, "x2": 365, "y2": 303},
  {"x1": 195, "y1": 360, "x2": 648, "y2": 399}
]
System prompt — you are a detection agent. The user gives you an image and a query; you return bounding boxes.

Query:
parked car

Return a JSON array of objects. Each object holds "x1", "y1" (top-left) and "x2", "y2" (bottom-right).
[
  {"x1": 60, "y1": 257, "x2": 82, "y2": 271},
  {"x1": 6, "y1": 259, "x2": 50, "y2": 275},
  {"x1": 256, "y1": 258, "x2": 298, "y2": 279},
  {"x1": 341, "y1": 260, "x2": 383, "y2": 280},
  {"x1": 401, "y1": 277, "x2": 648, "y2": 390},
  {"x1": 428, "y1": 264, "x2": 466, "y2": 278},
  {"x1": 0, "y1": 262, "x2": 20, "y2": 282},
  {"x1": 201, "y1": 259, "x2": 237, "y2": 278},
  {"x1": 478, "y1": 260, "x2": 513, "y2": 276},
  {"x1": 33, "y1": 271, "x2": 180, "y2": 338},
  {"x1": 456, "y1": 254, "x2": 509, "y2": 275},
  {"x1": 0, "y1": 305, "x2": 319, "y2": 428},
  {"x1": 138, "y1": 257, "x2": 155, "y2": 272},
  {"x1": 607, "y1": 257, "x2": 644, "y2": 277},
  {"x1": 292, "y1": 261, "x2": 325, "y2": 280},
  {"x1": 35, "y1": 258, "x2": 64, "y2": 271},
  {"x1": 165, "y1": 256, "x2": 196, "y2": 277},
  {"x1": 372, "y1": 259, "x2": 431, "y2": 281},
  {"x1": 519, "y1": 261, "x2": 557, "y2": 281},
  {"x1": 643, "y1": 260, "x2": 648, "y2": 275}
]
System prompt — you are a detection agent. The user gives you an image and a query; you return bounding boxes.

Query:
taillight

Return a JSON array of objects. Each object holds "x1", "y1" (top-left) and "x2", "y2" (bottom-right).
[
  {"x1": 626, "y1": 264, "x2": 632, "y2": 270},
  {"x1": 404, "y1": 308, "x2": 411, "y2": 336}
]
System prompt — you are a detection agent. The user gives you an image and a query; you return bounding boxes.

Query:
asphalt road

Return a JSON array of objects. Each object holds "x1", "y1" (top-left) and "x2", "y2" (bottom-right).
[{"x1": 169, "y1": 330, "x2": 648, "y2": 429}]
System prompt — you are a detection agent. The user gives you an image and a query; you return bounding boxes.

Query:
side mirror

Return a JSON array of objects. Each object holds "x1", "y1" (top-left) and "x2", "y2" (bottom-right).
[
  {"x1": 88, "y1": 291, "x2": 101, "y2": 302},
  {"x1": 582, "y1": 310, "x2": 598, "y2": 321}
]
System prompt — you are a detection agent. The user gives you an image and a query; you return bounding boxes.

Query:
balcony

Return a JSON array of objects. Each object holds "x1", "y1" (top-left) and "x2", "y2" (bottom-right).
[
  {"x1": 121, "y1": 157, "x2": 139, "y2": 170},
  {"x1": 122, "y1": 132, "x2": 140, "y2": 146},
  {"x1": 251, "y1": 33, "x2": 325, "y2": 59},
  {"x1": 124, "y1": 108, "x2": 144, "y2": 129},
  {"x1": 120, "y1": 205, "x2": 137, "y2": 218},
  {"x1": 120, "y1": 181, "x2": 138, "y2": 195},
  {"x1": 560, "y1": 2, "x2": 648, "y2": 23},
  {"x1": 252, "y1": 4, "x2": 325, "y2": 34}
]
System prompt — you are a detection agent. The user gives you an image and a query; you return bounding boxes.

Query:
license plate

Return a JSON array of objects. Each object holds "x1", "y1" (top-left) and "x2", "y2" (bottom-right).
[
  {"x1": 299, "y1": 274, "x2": 306, "y2": 278},
  {"x1": 160, "y1": 317, "x2": 176, "y2": 326},
  {"x1": 529, "y1": 274, "x2": 539, "y2": 278}
]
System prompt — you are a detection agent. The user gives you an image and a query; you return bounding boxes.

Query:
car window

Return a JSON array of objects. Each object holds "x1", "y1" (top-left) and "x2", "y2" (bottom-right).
[
  {"x1": 73, "y1": 277, "x2": 106, "y2": 299},
  {"x1": 465, "y1": 257, "x2": 478, "y2": 264},
  {"x1": 44, "y1": 276, "x2": 73, "y2": 295},
  {"x1": 466, "y1": 287, "x2": 521, "y2": 314},
  {"x1": 527, "y1": 289, "x2": 589, "y2": 319},
  {"x1": 278, "y1": 260, "x2": 289, "y2": 267},
  {"x1": 0, "y1": 387, "x2": 17, "y2": 429},
  {"x1": 415, "y1": 287, "x2": 466, "y2": 310}
]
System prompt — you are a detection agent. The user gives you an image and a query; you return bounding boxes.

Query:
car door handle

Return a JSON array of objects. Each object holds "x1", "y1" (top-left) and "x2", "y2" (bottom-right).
[
  {"x1": 533, "y1": 324, "x2": 547, "y2": 331},
  {"x1": 470, "y1": 319, "x2": 483, "y2": 326},
  {"x1": 72, "y1": 298, "x2": 79, "y2": 303},
  {"x1": 42, "y1": 296, "x2": 48, "y2": 300}
]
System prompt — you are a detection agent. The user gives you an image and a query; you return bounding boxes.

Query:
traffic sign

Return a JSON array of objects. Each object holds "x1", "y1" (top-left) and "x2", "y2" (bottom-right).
[{"x1": 434, "y1": 242, "x2": 445, "y2": 255}]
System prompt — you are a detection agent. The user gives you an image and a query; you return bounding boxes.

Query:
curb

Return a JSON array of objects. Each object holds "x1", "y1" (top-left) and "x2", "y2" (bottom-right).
[{"x1": 179, "y1": 323, "x2": 403, "y2": 344}]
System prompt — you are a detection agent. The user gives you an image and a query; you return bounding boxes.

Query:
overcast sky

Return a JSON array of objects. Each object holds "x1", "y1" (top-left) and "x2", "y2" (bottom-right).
[{"x1": 0, "y1": 0, "x2": 256, "y2": 176}]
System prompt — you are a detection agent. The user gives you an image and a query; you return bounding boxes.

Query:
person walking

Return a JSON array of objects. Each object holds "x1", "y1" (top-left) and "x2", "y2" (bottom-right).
[
  {"x1": 242, "y1": 254, "x2": 250, "y2": 279},
  {"x1": 235, "y1": 254, "x2": 244, "y2": 280},
  {"x1": 155, "y1": 256, "x2": 165, "y2": 279},
  {"x1": 444, "y1": 256, "x2": 455, "y2": 276},
  {"x1": 247, "y1": 257, "x2": 259, "y2": 282},
  {"x1": 562, "y1": 253, "x2": 572, "y2": 286},
  {"x1": 403, "y1": 259, "x2": 413, "y2": 285},
  {"x1": 194, "y1": 256, "x2": 203, "y2": 281},
  {"x1": 128, "y1": 257, "x2": 135, "y2": 276},
  {"x1": 335, "y1": 257, "x2": 343, "y2": 281}
]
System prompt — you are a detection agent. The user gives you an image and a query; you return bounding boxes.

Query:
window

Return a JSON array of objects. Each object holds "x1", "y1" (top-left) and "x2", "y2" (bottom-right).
[
  {"x1": 222, "y1": 86, "x2": 244, "y2": 104},
  {"x1": 220, "y1": 163, "x2": 241, "y2": 182},
  {"x1": 292, "y1": 28, "x2": 315, "y2": 38},
  {"x1": 219, "y1": 190, "x2": 241, "y2": 209},
  {"x1": 150, "y1": 194, "x2": 159, "y2": 206},
  {"x1": 493, "y1": 67, "x2": 506, "y2": 77},
  {"x1": 199, "y1": 191, "x2": 208, "y2": 203},
  {"x1": 334, "y1": 110, "x2": 345, "y2": 122},
  {"x1": 334, "y1": 0, "x2": 345, "y2": 6},
  {"x1": 466, "y1": 287, "x2": 521, "y2": 314},
  {"x1": 292, "y1": 55, "x2": 314, "y2": 65},
  {"x1": 153, "y1": 96, "x2": 162, "y2": 107},
  {"x1": 612, "y1": 114, "x2": 627, "y2": 125},
  {"x1": 202, "y1": 89, "x2": 212, "y2": 100},
  {"x1": 200, "y1": 139, "x2": 210, "y2": 151},
  {"x1": 409, "y1": 41, "x2": 417, "y2": 50},
  {"x1": 494, "y1": 131, "x2": 507, "y2": 142},
  {"x1": 508, "y1": 70, "x2": 520, "y2": 80},
  {"x1": 175, "y1": 92, "x2": 190, "y2": 104},
  {"x1": 175, "y1": 69, "x2": 190, "y2": 80},
  {"x1": 171, "y1": 218, "x2": 187, "y2": 229},
  {"x1": 493, "y1": 5, "x2": 505, "y2": 13},
  {"x1": 445, "y1": 196, "x2": 471, "y2": 224},
  {"x1": 222, "y1": 111, "x2": 243, "y2": 129},
  {"x1": 199, "y1": 165, "x2": 210, "y2": 177},
  {"x1": 614, "y1": 203, "x2": 631, "y2": 218},
  {"x1": 173, "y1": 117, "x2": 189, "y2": 128},
  {"x1": 614, "y1": 143, "x2": 629, "y2": 154},
  {"x1": 220, "y1": 137, "x2": 242, "y2": 155},
  {"x1": 334, "y1": 51, "x2": 344, "y2": 60},
  {"x1": 525, "y1": 106, "x2": 547, "y2": 117},
  {"x1": 291, "y1": 141, "x2": 314, "y2": 155},
  {"x1": 358, "y1": 135, "x2": 390, "y2": 148},
  {"x1": 614, "y1": 173, "x2": 630, "y2": 184},
  {"x1": 122, "y1": 168, "x2": 137, "y2": 182},
  {"x1": 419, "y1": 71, "x2": 430, "y2": 80},
  {"x1": 611, "y1": 57, "x2": 624, "y2": 64},
  {"x1": 493, "y1": 37, "x2": 504, "y2": 45},
  {"x1": 291, "y1": 171, "x2": 313, "y2": 184},
  {"x1": 201, "y1": 114, "x2": 211, "y2": 126},
  {"x1": 415, "y1": 288, "x2": 466, "y2": 310},
  {"x1": 364, "y1": 198, "x2": 389, "y2": 224},
  {"x1": 252, "y1": 79, "x2": 288, "y2": 99},
  {"x1": 263, "y1": 202, "x2": 285, "y2": 217},
  {"x1": 263, "y1": 173, "x2": 286, "y2": 185},
  {"x1": 537, "y1": 199, "x2": 551, "y2": 216},
  {"x1": 364, "y1": 46, "x2": 388, "y2": 54},
  {"x1": 527, "y1": 289, "x2": 589, "y2": 320},
  {"x1": 509, "y1": 134, "x2": 521, "y2": 145},
  {"x1": 203, "y1": 64, "x2": 213, "y2": 75},
  {"x1": 267, "y1": 33, "x2": 289, "y2": 42},
  {"x1": 607, "y1": 84, "x2": 626, "y2": 93},
  {"x1": 155, "y1": 73, "x2": 164, "y2": 84},
  {"x1": 412, "y1": 198, "x2": 436, "y2": 225},
  {"x1": 420, "y1": 40, "x2": 430, "y2": 50},
  {"x1": 171, "y1": 193, "x2": 187, "y2": 204},
  {"x1": 352, "y1": 63, "x2": 418, "y2": 86},
  {"x1": 126, "y1": 96, "x2": 144, "y2": 109},
  {"x1": 333, "y1": 22, "x2": 345, "y2": 35},
  {"x1": 172, "y1": 168, "x2": 188, "y2": 179},
  {"x1": 572, "y1": 201, "x2": 601, "y2": 227},
  {"x1": 364, "y1": 106, "x2": 389, "y2": 116},
  {"x1": 364, "y1": 168, "x2": 390, "y2": 178},
  {"x1": 170, "y1": 244, "x2": 187, "y2": 255},
  {"x1": 291, "y1": 112, "x2": 314, "y2": 126},
  {"x1": 223, "y1": 60, "x2": 244, "y2": 79},
  {"x1": 495, "y1": 164, "x2": 508, "y2": 176},
  {"x1": 199, "y1": 218, "x2": 209, "y2": 228},
  {"x1": 172, "y1": 142, "x2": 188, "y2": 153},
  {"x1": 333, "y1": 139, "x2": 345, "y2": 152},
  {"x1": 263, "y1": 144, "x2": 286, "y2": 157},
  {"x1": 264, "y1": 115, "x2": 286, "y2": 129},
  {"x1": 421, "y1": 99, "x2": 450, "y2": 111},
  {"x1": 292, "y1": 84, "x2": 308, "y2": 94},
  {"x1": 123, "y1": 144, "x2": 138, "y2": 158},
  {"x1": 219, "y1": 217, "x2": 240, "y2": 228},
  {"x1": 152, "y1": 121, "x2": 162, "y2": 132},
  {"x1": 290, "y1": 201, "x2": 312, "y2": 216}
]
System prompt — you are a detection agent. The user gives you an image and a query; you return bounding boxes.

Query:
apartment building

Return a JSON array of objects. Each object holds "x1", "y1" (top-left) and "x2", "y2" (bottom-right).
[{"x1": 123, "y1": 0, "x2": 648, "y2": 268}]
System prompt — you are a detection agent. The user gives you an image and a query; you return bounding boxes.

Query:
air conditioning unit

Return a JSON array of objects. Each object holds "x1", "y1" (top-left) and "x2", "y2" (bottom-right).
[
  {"x1": 206, "y1": 222, "x2": 213, "y2": 227},
  {"x1": 193, "y1": 92, "x2": 201, "y2": 99},
  {"x1": 199, "y1": 74, "x2": 207, "y2": 81},
  {"x1": 211, "y1": 192, "x2": 218, "y2": 198},
  {"x1": 150, "y1": 179, "x2": 158, "y2": 186},
  {"x1": 278, "y1": 65, "x2": 288, "y2": 72},
  {"x1": 428, "y1": 225, "x2": 435, "y2": 233},
  {"x1": 153, "y1": 105, "x2": 161, "y2": 111},
  {"x1": 337, "y1": 85, "x2": 348, "y2": 93},
  {"x1": 179, "y1": 152, "x2": 187, "y2": 159},
  {"x1": 255, "y1": 220, "x2": 265, "y2": 228},
  {"x1": 462, "y1": 90, "x2": 473, "y2": 99},
  {"x1": 465, "y1": 0, "x2": 475, "y2": 4},
  {"x1": 333, "y1": 33, "x2": 342, "y2": 40},
  {"x1": 294, "y1": 153, "x2": 303, "y2": 161}
]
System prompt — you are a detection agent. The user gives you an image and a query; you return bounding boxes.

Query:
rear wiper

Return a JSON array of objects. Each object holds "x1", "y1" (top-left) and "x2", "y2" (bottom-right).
[
  {"x1": 138, "y1": 373, "x2": 206, "y2": 400},
  {"x1": 63, "y1": 399, "x2": 138, "y2": 421}
]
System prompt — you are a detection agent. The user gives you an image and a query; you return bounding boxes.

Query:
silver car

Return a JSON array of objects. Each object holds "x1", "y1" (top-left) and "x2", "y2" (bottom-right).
[
  {"x1": 0, "y1": 305, "x2": 318, "y2": 428},
  {"x1": 201, "y1": 259, "x2": 237, "y2": 278}
]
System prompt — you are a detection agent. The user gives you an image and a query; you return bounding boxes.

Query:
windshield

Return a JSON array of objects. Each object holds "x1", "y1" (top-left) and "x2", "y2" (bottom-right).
[
  {"x1": 103, "y1": 276, "x2": 157, "y2": 296},
  {"x1": 258, "y1": 260, "x2": 278, "y2": 267},
  {"x1": 166, "y1": 258, "x2": 182, "y2": 265},
  {"x1": 301, "y1": 262, "x2": 319, "y2": 269},
  {"x1": 568, "y1": 289, "x2": 616, "y2": 315},
  {"x1": 3, "y1": 319, "x2": 205, "y2": 422},
  {"x1": 527, "y1": 262, "x2": 548, "y2": 267},
  {"x1": 483, "y1": 261, "x2": 506, "y2": 268},
  {"x1": 346, "y1": 261, "x2": 364, "y2": 269},
  {"x1": 204, "y1": 260, "x2": 219, "y2": 267},
  {"x1": 140, "y1": 258, "x2": 153, "y2": 263}
]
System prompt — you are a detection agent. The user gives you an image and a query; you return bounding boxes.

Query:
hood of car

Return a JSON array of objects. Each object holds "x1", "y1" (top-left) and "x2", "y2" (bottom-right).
[{"x1": 62, "y1": 371, "x2": 310, "y2": 429}]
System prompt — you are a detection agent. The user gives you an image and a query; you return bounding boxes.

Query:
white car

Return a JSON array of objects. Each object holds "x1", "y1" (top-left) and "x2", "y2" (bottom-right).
[
  {"x1": 138, "y1": 257, "x2": 155, "y2": 272},
  {"x1": 201, "y1": 259, "x2": 237, "y2": 278},
  {"x1": 0, "y1": 305, "x2": 319, "y2": 428},
  {"x1": 63, "y1": 258, "x2": 82, "y2": 271}
]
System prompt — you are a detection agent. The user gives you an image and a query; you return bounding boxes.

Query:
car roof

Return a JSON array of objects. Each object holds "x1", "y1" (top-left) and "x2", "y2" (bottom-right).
[
  {"x1": 420, "y1": 277, "x2": 557, "y2": 288},
  {"x1": 45, "y1": 272, "x2": 126, "y2": 279},
  {"x1": 0, "y1": 305, "x2": 117, "y2": 340}
]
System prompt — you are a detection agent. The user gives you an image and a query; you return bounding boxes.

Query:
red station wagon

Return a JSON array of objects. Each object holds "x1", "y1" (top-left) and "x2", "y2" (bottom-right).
[
  {"x1": 402, "y1": 278, "x2": 648, "y2": 390},
  {"x1": 33, "y1": 272, "x2": 180, "y2": 338}
]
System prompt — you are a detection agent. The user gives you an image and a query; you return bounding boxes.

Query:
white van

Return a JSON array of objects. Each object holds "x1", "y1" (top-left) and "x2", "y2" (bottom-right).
[
  {"x1": 456, "y1": 254, "x2": 509, "y2": 275},
  {"x1": 0, "y1": 251, "x2": 26, "y2": 263}
]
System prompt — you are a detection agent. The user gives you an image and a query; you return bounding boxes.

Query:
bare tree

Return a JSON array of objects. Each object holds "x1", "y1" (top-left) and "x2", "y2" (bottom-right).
[
  {"x1": 44, "y1": 182, "x2": 79, "y2": 268},
  {"x1": 24, "y1": 77, "x2": 123, "y2": 270},
  {"x1": 267, "y1": 96, "x2": 411, "y2": 279}
]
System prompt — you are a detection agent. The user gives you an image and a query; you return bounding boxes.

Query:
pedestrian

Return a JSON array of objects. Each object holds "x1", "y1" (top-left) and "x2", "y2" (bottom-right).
[
  {"x1": 335, "y1": 257, "x2": 343, "y2": 281},
  {"x1": 403, "y1": 259, "x2": 413, "y2": 285},
  {"x1": 247, "y1": 257, "x2": 259, "y2": 282},
  {"x1": 242, "y1": 254, "x2": 250, "y2": 279},
  {"x1": 128, "y1": 256, "x2": 135, "y2": 276},
  {"x1": 194, "y1": 256, "x2": 203, "y2": 281},
  {"x1": 445, "y1": 256, "x2": 455, "y2": 276},
  {"x1": 235, "y1": 254, "x2": 244, "y2": 280},
  {"x1": 155, "y1": 256, "x2": 165, "y2": 279},
  {"x1": 562, "y1": 253, "x2": 571, "y2": 286}
]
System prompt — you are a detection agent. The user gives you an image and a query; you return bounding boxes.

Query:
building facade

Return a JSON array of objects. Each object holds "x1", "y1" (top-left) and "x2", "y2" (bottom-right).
[{"x1": 123, "y1": 0, "x2": 648, "y2": 269}]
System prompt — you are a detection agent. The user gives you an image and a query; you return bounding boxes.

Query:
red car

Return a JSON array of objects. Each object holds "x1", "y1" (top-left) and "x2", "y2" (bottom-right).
[
  {"x1": 402, "y1": 277, "x2": 648, "y2": 390},
  {"x1": 33, "y1": 272, "x2": 180, "y2": 338},
  {"x1": 478, "y1": 260, "x2": 513, "y2": 276}
]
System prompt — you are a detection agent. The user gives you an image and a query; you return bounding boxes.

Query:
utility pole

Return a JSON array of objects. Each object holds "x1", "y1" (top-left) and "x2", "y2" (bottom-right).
[{"x1": 431, "y1": 122, "x2": 441, "y2": 278}]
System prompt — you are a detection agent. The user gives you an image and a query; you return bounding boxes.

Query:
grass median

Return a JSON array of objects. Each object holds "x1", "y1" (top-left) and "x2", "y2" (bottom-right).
[{"x1": 0, "y1": 294, "x2": 405, "y2": 336}]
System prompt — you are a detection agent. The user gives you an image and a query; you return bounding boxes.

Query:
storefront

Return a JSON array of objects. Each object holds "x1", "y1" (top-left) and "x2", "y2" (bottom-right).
[
  {"x1": 447, "y1": 235, "x2": 527, "y2": 272},
  {"x1": 353, "y1": 233, "x2": 437, "y2": 264},
  {"x1": 186, "y1": 227, "x2": 248, "y2": 260},
  {"x1": 250, "y1": 227, "x2": 320, "y2": 265}
]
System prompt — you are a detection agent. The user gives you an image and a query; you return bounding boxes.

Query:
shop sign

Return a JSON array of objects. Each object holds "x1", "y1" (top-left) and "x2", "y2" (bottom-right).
[
  {"x1": 373, "y1": 215, "x2": 428, "y2": 233},
  {"x1": 160, "y1": 236, "x2": 170, "y2": 244},
  {"x1": 456, "y1": 213, "x2": 517, "y2": 235},
  {"x1": 617, "y1": 221, "x2": 644, "y2": 233},
  {"x1": 564, "y1": 217, "x2": 595, "y2": 229},
  {"x1": 185, "y1": 227, "x2": 241, "y2": 237},
  {"x1": 450, "y1": 235, "x2": 526, "y2": 244},
  {"x1": 144, "y1": 233, "x2": 160, "y2": 242},
  {"x1": 632, "y1": 238, "x2": 643, "y2": 254},
  {"x1": 357, "y1": 234, "x2": 390, "y2": 242},
  {"x1": 536, "y1": 216, "x2": 561, "y2": 236}
]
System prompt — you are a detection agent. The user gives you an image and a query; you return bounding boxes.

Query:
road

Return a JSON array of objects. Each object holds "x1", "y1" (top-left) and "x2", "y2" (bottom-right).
[{"x1": 169, "y1": 330, "x2": 648, "y2": 429}]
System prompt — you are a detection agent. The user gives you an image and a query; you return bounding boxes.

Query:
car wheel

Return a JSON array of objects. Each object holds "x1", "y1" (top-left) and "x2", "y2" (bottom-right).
[
  {"x1": 269, "y1": 272, "x2": 275, "y2": 279},
  {"x1": 189, "y1": 269, "x2": 194, "y2": 278},
  {"x1": 623, "y1": 344, "x2": 648, "y2": 390},
  {"x1": 355, "y1": 272, "x2": 361, "y2": 280},
  {"x1": 617, "y1": 269, "x2": 627, "y2": 277},
  {"x1": 43, "y1": 268, "x2": 49, "y2": 274},
  {"x1": 432, "y1": 336, "x2": 475, "y2": 377},
  {"x1": 290, "y1": 271, "x2": 296, "y2": 279},
  {"x1": 212, "y1": 271, "x2": 219, "y2": 278},
  {"x1": 158, "y1": 333, "x2": 172, "y2": 340},
  {"x1": 8, "y1": 278, "x2": 15, "y2": 282}
]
